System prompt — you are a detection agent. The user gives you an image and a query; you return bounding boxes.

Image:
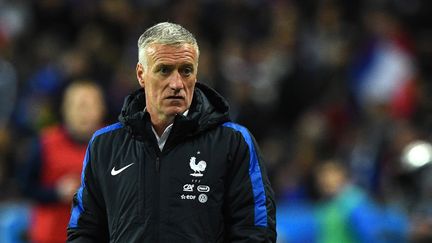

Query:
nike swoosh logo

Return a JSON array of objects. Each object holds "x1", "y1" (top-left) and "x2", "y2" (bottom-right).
[{"x1": 111, "y1": 163, "x2": 134, "y2": 176}]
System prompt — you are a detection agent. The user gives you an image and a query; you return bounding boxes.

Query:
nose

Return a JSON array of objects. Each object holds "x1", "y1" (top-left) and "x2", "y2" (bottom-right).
[{"x1": 168, "y1": 71, "x2": 184, "y2": 91}]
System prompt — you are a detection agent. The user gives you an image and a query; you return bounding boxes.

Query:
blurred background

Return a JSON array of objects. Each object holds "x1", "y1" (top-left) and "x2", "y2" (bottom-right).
[{"x1": 0, "y1": 0, "x2": 431, "y2": 242}]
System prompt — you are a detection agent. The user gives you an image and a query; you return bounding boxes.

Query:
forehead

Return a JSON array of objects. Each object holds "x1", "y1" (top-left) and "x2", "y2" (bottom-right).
[
  {"x1": 65, "y1": 85, "x2": 101, "y2": 103},
  {"x1": 146, "y1": 43, "x2": 198, "y2": 66}
]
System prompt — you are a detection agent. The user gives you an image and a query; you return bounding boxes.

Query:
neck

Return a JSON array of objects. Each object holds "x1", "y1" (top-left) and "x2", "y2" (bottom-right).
[{"x1": 150, "y1": 115, "x2": 175, "y2": 136}]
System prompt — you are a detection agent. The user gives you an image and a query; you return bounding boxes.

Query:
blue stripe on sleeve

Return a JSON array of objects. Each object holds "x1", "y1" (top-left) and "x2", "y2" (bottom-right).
[
  {"x1": 68, "y1": 122, "x2": 123, "y2": 228},
  {"x1": 223, "y1": 122, "x2": 268, "y2": 227}
]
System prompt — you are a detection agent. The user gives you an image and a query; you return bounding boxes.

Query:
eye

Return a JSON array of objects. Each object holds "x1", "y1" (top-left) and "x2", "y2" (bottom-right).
[
  {"x1": 159, "y1": 66, "x2": 169, "y2": 74},
  {"x1": 181, "y1": 66, "x2": 194, "y2": 76},
  {"x1": 156, "y1": 65, "x2": 172, "y2": 75}
]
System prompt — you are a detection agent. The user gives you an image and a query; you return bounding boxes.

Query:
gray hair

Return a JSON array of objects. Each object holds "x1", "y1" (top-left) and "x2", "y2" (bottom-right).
[{"x1": 137, "y1": 22, "x2": 199, "y2": 68}]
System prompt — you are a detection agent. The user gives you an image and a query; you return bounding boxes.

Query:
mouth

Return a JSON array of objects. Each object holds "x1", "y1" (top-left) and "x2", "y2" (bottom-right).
[{"x1": 166, "y1": 96, "x2": 184, "y2": 100}]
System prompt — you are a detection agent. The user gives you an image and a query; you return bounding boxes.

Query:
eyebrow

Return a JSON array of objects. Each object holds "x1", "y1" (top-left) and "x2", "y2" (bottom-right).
[{"x1": 154, "y1": 62, "x2": 194, "y2": 68}]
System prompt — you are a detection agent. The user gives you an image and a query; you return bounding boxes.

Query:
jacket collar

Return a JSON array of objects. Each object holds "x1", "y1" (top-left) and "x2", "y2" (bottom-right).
[{"x1": 118, "y1": 82, "x2": 231, "y2": 146}]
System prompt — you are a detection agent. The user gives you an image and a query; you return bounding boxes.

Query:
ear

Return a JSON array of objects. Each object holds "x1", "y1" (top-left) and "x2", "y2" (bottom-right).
[{"x1": 136, "y1": 63, "x2": 145, "y2": 88}]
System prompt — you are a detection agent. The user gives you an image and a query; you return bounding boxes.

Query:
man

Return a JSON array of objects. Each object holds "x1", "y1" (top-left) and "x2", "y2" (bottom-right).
[
  {"x1": 21, "y1": 80, "x2": 106, "y2": 243},
  {"x1": 67, "y1": 22, "x2": 276, "y2": 242}
]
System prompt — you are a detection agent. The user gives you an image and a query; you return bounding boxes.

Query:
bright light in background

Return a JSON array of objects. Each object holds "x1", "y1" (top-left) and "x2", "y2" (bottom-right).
[{"x1": 401, "y1": 140, "x2": 432, "y2": 172}]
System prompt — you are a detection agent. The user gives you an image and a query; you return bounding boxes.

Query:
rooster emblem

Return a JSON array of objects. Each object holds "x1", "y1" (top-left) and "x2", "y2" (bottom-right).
[{"x1": 189, "y1": 156, "x2": 207, "y2": 177}]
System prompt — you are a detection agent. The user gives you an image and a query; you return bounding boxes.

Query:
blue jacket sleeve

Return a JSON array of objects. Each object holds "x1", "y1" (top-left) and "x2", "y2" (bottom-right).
[{"x1": 223, "y1": 123, "x2": 277, "y2": 242}]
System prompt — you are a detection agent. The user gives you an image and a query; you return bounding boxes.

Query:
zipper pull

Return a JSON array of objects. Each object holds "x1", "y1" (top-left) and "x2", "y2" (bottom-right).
[{"x1": 156, "y1": 157, "x2": 160, "y2": 172}]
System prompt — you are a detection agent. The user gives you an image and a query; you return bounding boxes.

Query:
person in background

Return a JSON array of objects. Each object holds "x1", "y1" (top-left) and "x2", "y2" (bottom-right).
[
  {"x1": 67, "y1": 22, "x2": 276, "y2": 242},
  {"x1": 313, "y1": 159, "x2": 408, "y2": 243},
  {"x1": 21, "y1": 80, "x2": 106, "y2": 243}
]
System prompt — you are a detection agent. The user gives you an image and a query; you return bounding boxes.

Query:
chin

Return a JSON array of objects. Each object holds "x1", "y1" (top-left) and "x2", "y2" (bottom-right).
[
  {"x1": 165, "y1": 107, "x2": 187, "y2": 116},
  {"x1": 175, "y1": 108, "x2": 187, "y2": 115}
]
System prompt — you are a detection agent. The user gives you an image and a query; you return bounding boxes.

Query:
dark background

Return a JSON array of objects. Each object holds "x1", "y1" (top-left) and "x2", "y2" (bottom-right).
[{"x1": 0, "y1": 0, "x2": 431, "y2": 242}]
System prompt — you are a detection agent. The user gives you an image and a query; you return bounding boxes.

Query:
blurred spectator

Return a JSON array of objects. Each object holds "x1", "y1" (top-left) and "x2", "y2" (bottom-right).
[
  {"x1": 13, "y1": 33, "x2": 67, "y2": 133},
  {"x1": 313, "y1": 159, "x2": 408, "y2": 243},
  {"x1": 19, "y1": 80, "x2": 106, "y2": 243},
  {"x1": 0, "y1": 0, "x2": 30, "y2": 49},
  {"x1": 299, "y1": 2, "x2": 350, "y2": 83},
  {"x1": 0, "y1": 59, "x2": 17, "y2": 199},
  {"x1": 410, "y1": 163, "x2": 432, "y2": 242},
  {"x1": 0, "y1": 59, "x2": 17, "y2": 126}
]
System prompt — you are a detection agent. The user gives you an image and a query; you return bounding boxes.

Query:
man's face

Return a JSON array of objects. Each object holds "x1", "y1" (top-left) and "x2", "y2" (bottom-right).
[
  {"x1": 136, "y1": 43, "x2": 198, "y2": 123},
  {"x1": 63, "y1": 85, "x2": 105, "y2": 140}
]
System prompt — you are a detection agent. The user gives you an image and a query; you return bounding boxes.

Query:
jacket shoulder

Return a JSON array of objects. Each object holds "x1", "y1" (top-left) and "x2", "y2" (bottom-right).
[
  {"x1": 222, "y1": 122, "x2": 251, "y2": 137},
  {"x1": 222, "y1": 122, "x2": 259, "y2": 151},
  {"x1": 90, "y1": 122, "x2": 124, "y2": 144}
]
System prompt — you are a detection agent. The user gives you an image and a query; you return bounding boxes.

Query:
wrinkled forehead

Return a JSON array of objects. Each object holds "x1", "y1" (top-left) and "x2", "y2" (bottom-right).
[{"x1": 146, "y1": 43, "x2": 199, "y2": 65}]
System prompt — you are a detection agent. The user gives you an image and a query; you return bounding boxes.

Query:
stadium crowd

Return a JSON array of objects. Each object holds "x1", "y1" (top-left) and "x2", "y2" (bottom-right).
[{"x1": 0, "y1": 0, "x2": 431, "y2": 242}]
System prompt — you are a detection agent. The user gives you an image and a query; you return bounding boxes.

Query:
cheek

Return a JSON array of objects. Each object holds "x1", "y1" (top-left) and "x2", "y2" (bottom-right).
[
  {"x1": 87, "y1": 106, "x2": 103, "y2": 121},
  {"x1": 186, "y1": 81, "x2": 196, "y2": 96},
  {"x1": 150, "y1": 87, "x2": 164, "y2": 106},
  {"x1": 185, "y1": 79, "x2": 196, "y2": 90}
]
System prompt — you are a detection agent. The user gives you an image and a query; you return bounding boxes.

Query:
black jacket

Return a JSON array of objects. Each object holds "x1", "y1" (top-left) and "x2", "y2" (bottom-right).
[{"x1": 67, "y1": 83, "x2": 276, "y2": 242}]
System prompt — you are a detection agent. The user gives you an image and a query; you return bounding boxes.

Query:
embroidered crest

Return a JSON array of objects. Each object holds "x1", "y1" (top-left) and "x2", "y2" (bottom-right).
[{"x1": 189, "y1": 156, "x2": 206, "y2": 177}]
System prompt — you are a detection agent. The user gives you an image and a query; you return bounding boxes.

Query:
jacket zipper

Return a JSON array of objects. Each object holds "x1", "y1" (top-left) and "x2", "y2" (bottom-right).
[{"x1": 155, "y1": 156, "x2": 160, "y2": 173}]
